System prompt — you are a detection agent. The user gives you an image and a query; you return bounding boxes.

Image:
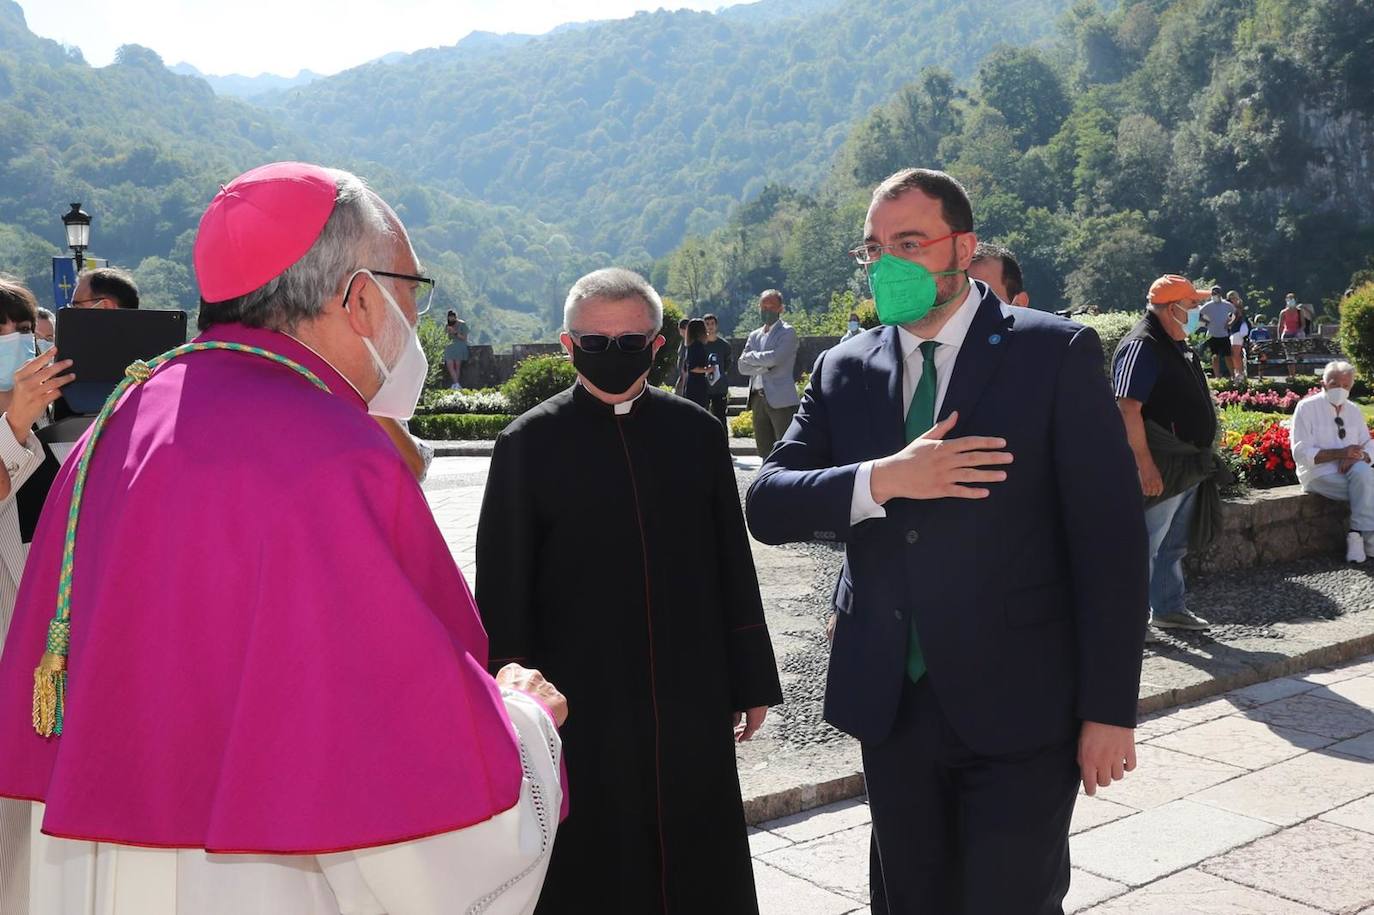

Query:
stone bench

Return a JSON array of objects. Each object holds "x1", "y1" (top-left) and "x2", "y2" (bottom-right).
[{"x1": 1185, "y1": 485, "x2": 1349, "y2": 575}]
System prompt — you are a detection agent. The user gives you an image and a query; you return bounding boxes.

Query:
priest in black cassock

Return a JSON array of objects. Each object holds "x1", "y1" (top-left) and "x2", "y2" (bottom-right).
[{"x1": 476, "y1": 267, "x2": 783, "y2": 915}]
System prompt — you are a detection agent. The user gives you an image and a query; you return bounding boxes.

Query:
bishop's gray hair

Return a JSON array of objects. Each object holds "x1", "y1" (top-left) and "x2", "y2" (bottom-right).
[
  {"x1": 1323, "y1": 360, "x2": 1356, "y2": 383},
  {"x1": 564, "y1": 268, "x2": 664, "y2": 333},
  {"x1": 198, "y1": 168, "x2": 398, "y2": 332}
]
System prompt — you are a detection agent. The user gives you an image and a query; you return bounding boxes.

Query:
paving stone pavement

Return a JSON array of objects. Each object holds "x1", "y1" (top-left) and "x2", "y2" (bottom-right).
[
  {"x1": 424, "y1": 457, "x2": 1374, "y2": 911},
  {"x1": 746, "y1": 654, "x2": 1374, "y2": 915}
]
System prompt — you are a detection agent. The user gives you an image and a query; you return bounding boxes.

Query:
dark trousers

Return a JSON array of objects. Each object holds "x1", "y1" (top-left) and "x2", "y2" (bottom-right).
[
  {"x1": 708, "y1": 392, "x2": 730, "y2": 433},
  {"x1": 749, "y1": 391, "x2": 798, "y2": 458},
  {"x1": 864, "y1": 678, "x2": 1079, "y2": 915}
]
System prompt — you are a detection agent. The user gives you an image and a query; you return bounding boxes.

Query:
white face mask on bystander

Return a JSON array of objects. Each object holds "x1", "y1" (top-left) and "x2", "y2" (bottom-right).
[{"x1": 1324, "y1": 386, "x2": 1350, "y2": 407}]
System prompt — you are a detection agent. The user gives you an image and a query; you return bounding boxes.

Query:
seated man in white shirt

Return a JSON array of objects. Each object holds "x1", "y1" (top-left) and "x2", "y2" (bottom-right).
[{"x1": 1291, "y1": 360, "x2": 1374, "y2": 562}]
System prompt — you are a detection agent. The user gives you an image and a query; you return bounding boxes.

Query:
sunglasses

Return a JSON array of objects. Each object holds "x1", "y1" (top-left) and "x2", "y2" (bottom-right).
[
  {"x1": 1336, "y1": 416, "x2": 1346, "y2": 440},
  {"x1": 571, "y1": 332, "x2": 652, "y2": 353}
]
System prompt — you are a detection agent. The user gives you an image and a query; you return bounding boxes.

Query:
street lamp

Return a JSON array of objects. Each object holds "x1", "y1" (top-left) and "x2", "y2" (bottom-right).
[{"x1": 61, "y1": 203, "x2": 91, "y2": 272}]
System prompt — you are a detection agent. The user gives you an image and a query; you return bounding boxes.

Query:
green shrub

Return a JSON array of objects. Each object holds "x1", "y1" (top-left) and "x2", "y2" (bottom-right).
[
  {"x1": 416, "y1": 388, "x2": 511, "y2": 415},
  {"x1": 1217, "y1": 407, "x2": 1283, "y2": 439},
  {"x1": 1218, "y1": 447, "x2": 1250, "y2": 498},
  {"x1": 410, "y1": 413, "x2": 515, "y2": 440},
  {"x1": 650, "y1": 297, "x2": 686, "y2": 386},
  {"x1": 730, "y1": 411, "x2": 754, "y2": 438},
  {"x1": 855, "y1": 298, "x2": 879, "y2": 329},
  {"x1": 502, "y1": 353, "x2": 577, "y2": 414},
  {"x1": 1338, "y1": 283, "x2": 1374, "y2": 382},
  {"x1": 1073, "y1": 311, "x2": 1140, "y2": 375},
  {"x1": 417, "y1": 317, "x2": 451, "y2": 389}
]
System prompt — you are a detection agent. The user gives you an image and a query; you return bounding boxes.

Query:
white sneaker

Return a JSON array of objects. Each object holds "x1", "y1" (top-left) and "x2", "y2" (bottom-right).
[
  {"x1": 1363, "y1": 532, "x2": 1374, "y2": 559},
  {"x1": 1347, "y1": 532, "x2": 1367, "y2": 563}
]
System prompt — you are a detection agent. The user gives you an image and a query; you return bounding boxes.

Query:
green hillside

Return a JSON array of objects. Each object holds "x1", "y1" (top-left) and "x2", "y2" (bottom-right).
[
  {"x1": 273, "y1": 0, "x2": 1072, "y2": 259},
  {"x1": 655, "y1": 0, "x2": 1374, "y2": 333}
]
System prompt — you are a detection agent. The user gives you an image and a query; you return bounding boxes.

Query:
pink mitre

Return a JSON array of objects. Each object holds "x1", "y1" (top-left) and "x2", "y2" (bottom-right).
[{"x1": 194, "y1": 161, "x2": 338, "y2": 304}]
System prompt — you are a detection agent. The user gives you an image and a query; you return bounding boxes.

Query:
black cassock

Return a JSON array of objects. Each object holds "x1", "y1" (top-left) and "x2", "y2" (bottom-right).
[{"x1": 476, "y1": 383, "x2": 783, "y2": 915}]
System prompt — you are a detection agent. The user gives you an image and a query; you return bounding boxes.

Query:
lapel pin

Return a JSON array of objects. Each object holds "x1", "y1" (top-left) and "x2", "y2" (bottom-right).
[{"x1": 988, "y1": 334, "x2": 1002, "y2": 345}]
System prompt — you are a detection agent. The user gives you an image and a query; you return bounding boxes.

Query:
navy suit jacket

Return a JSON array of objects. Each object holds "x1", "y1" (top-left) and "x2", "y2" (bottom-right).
[{"x1": 745, "y1": 284, "x2": 1148, "y2": 755}]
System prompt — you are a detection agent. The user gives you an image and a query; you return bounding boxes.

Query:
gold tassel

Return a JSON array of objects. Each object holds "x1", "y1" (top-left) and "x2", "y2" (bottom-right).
[
  {"x1": 33, "y1": 619, "x2": 71, "y2": 737},
  {"x1": 33, "y1": 652, "x2": 66, "y2": 737}
]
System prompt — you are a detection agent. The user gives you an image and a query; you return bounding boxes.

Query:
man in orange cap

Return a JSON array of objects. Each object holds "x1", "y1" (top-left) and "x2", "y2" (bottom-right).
[{"x1": 1112, "y1": 276, "x2": 1218, "y2": 641}]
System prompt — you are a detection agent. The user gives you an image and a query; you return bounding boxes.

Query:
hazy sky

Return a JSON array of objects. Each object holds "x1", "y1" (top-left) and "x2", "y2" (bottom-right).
[{"x1": 16, "y1": 0, "x2": 744, "y2": 77}]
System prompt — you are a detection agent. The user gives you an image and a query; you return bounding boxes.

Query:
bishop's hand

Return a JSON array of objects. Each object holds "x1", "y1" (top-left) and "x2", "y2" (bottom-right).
[
  {"x1": 496, "y1": 663, "x2": 568, "y2": 728},
  {"x1": 868, "y1": 412, "x2": 1013, "y2": 503}
]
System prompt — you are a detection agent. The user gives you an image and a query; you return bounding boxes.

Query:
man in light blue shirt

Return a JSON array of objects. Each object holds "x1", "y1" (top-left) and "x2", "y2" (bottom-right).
[{"x1": 1198, "y1": 285, "x2": 1235, "y2": 379}]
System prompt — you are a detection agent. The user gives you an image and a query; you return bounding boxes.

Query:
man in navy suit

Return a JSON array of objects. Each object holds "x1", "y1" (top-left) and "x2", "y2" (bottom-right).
[{"x1": 746, "y1": 169, "x2": 1148, "y2": 913}]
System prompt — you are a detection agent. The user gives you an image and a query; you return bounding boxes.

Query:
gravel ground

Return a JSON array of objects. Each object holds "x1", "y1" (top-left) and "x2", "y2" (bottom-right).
[{"x1": 734, "y1": 466, "x2": 1374, "y2": 752}]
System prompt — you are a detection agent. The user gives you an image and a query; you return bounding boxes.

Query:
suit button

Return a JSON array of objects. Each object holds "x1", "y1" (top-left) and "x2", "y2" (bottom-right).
[
  {"x1": 905, "y1": 530, "x2": 919, "y2": 544},
  {"x1": 894, "y1": 609, "x2": 904, "y2": 621}
]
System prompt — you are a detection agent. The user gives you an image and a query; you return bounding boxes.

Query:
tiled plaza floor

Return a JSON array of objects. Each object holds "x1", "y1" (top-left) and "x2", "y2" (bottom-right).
[
  {"x1": 423, "y1": 457, "x2": 1374, "y2": 913},
  {"x1": 749, "y1": 655, "x2": 1374, "y2": 914}
]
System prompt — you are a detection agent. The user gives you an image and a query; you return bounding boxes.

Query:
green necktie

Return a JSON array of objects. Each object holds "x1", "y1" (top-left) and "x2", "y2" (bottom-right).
[{"x1": 903, "y1": 340, "x2": 938, "y2": 682}]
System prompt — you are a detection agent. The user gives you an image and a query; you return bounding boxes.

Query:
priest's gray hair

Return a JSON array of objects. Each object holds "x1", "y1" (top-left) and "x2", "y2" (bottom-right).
[
  {"x1": 197, "y1": 168, "x2": 401, "y2": 332},
  {"x1": 564, "y1": 268, "x2": 664, "y2": 333},
  {"x1": 1323, "y1": 360, "x2": 1356, "y2": 383}
]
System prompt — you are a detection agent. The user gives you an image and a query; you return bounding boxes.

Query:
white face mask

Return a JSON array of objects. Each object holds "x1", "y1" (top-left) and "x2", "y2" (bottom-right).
[
  {"x1": 1325, "y1": 386, "x2": 1350, "y2": 407},
  {"x1": 351, "y1": 270, "x2": 428, "y2": 420},
  {"x1": 0, "y1": 332, "x2": 35, "y2": 392}
]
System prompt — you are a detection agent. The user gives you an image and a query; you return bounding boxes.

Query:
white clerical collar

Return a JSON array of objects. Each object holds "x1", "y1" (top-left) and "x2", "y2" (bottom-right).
[{"x1": 895, "y1": 280, "x2": 986, "y2": 358}]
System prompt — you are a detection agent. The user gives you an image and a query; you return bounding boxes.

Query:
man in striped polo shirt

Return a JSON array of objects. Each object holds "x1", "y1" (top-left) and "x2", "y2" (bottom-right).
[{"x1": 1112, "y1": 275, "x2": 1219, "y2": 641}]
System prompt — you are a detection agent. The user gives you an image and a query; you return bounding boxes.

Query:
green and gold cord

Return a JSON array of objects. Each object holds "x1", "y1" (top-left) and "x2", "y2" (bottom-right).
[{"x1": 32, "y1": 342, "x2": 329, "y2": 736}]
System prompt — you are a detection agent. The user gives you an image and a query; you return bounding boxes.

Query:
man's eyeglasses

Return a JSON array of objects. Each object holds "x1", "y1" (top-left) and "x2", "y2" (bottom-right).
[
  {"x1": 570, "y1": 332, "x2": 653, "y2": 353},
  {"x1": 849, "y1": 231, "x2": 966, "y2": 265},
  {"x1": 354, "y1": 270, "x2": 436, "y2": 315},
  {"x1": 1336, "y1": 416, "x2": 1346, "y2": 440},
  {"x1": 68, "y1": 296, "x2": 107, "y2": 308}
]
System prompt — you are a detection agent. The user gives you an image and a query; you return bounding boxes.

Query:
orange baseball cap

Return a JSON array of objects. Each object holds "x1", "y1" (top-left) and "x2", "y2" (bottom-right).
[{"x1": 1148, "y1": 275, "x2": 1211, "y2": 305}]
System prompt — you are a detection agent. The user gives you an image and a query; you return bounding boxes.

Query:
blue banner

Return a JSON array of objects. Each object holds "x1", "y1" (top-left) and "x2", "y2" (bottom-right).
[
  {"x1": 51, "y1": 257, "x2": 76, "y2": 309},
  {"x1": 50, "y1": 256, "x2": 109, "y2": 309}
]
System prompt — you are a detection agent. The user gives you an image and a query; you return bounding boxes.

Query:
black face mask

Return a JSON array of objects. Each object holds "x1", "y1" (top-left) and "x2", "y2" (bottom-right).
[{"x1": 571, "y1": 341, "x2": 655, "y2": 396}]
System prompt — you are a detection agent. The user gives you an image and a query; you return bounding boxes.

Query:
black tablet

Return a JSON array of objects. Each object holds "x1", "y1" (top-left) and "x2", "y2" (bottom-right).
[{"x1": 54, "y1": 308, "x2": 188, "y2": 415}]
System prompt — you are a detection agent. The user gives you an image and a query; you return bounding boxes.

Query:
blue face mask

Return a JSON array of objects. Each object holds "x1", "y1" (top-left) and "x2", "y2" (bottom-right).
[
  {"x1": 0, "y1": 333, "x2": 35, "y2": 392},
  {"x1": 36, "y1": 338, "x2": 54, "y2": 356}
]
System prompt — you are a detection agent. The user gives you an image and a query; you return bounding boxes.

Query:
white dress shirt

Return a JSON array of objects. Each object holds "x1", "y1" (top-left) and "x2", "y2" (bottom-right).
[
  {"x1": 1291, "y1": 392, "x2": 1374, "y2": 486},
  {"x1": 850, "y1": 283, "x2": 1005, "y2": 524}
]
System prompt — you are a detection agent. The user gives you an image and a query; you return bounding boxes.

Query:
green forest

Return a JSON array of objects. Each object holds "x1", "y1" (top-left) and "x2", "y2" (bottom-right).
[
  {"x1": 0, "y1": 0, "x2": 1370, "y2": 342},
  {"x1": 657, "y1": 0, "x2": 1374, "y2": 335}
]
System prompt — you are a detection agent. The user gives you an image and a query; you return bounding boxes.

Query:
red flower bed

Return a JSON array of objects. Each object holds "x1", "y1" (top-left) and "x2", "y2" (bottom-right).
[{"x1": 1229, "y1": 421, "x2": 1298, "y2": 488}]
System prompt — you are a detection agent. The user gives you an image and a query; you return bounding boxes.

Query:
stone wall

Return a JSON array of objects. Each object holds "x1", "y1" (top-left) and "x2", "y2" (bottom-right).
[
  {"x1": 1185, "y1": 485, "x2": 1348, "y2": 575},
  {"x1": 457, "y1": 335, "x2": 842, "y2": 389}
]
